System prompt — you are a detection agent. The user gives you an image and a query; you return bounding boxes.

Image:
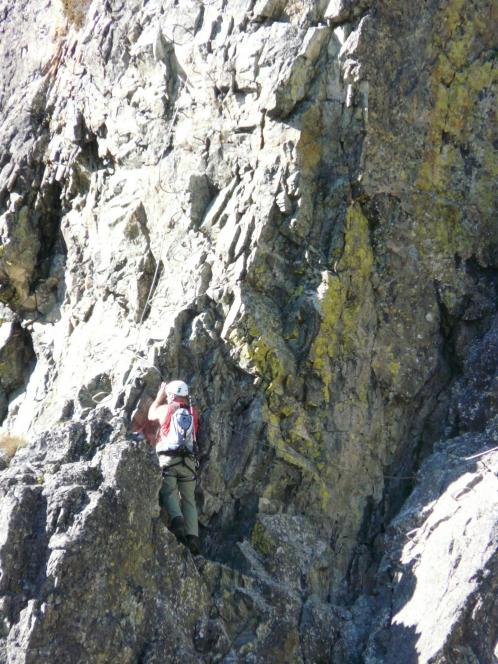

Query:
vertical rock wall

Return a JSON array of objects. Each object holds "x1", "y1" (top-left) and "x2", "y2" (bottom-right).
[{"x1": 0, "y1": 0, "x2": 496, "y2": 661}]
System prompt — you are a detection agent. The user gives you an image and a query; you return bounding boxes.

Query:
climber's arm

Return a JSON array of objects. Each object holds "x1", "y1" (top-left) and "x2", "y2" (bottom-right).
[{"x1": 148, "y1": 383, "x2": 168, "y2": 421}]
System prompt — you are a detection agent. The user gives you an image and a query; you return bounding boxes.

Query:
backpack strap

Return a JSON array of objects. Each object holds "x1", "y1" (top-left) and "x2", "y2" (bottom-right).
[{"x1": 188, "y1": 396, "x2": 200, "y2": 461}]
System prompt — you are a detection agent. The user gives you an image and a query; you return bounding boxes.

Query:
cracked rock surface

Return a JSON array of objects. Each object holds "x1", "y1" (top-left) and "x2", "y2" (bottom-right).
[{"x1": 0, "y1": 0, "x2": 496, "y2": 661}]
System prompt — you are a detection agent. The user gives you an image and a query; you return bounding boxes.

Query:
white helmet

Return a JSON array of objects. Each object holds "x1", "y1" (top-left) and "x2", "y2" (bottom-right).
[{"x1": 165, "y1": 380, "x2": 189, "y2": 397}]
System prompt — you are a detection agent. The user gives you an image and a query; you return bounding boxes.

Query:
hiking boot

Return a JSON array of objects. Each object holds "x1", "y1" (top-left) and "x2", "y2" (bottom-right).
[
  {"x1": 170, "y1": 516, "x2": 186, "y2": 542},
  {"x1": 185, "y1": 535, "x2": 201, "y2": 556}
]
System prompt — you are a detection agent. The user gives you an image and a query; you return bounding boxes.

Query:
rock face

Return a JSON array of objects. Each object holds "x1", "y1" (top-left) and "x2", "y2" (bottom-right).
[{"x1": 0, "y1": 0, "x2": 496, "y2": 662}]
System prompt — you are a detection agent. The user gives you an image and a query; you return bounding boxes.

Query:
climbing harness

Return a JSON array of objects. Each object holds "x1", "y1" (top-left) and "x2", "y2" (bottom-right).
[{"x1": 159, "y1": 455, "x2": 197, "y2": 482}]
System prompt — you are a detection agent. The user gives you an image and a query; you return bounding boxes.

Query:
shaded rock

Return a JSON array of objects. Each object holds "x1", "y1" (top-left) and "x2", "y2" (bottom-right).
[
  {"x1": 449, "y1": 312, "x2": 498, "y2": 434},
  {"x1": 365, "y1": 421, "x2": 498, "y2": 664},
  {"x1": 300, "y1": 594, "x2": 340, "y2": 663},
  {"x1": 0, "y1": 322, "x2": 35, "y2": 423},
  {"x1": 249, "y1": 514, "x2": 332, "y2": 597},
  {"x1": 0, "y1": 204, "x2": 39, "y2": 308}
]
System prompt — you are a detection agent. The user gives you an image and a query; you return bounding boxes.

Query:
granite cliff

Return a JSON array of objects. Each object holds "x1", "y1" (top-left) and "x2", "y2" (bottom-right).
[{"x1": 0, "y1": 0, "x2": 496, "y2": 661}]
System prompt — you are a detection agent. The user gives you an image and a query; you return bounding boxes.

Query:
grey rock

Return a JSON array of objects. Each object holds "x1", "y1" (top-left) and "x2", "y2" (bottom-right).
[
  {"x1": 0, "y1": 0, "x2": 496, "y2": 661},
  {"x1": 0, "y1": 322, "x2": 34, "y2": 423},
  {"x1": 363, "y1": 421, "x2": 498, "y2": 664},
  {"x1": 449, "y1": 312, "x2": 498, "y2": 434},
  {"x1": 0, "y1": 419, "x2": 214, "y2": 662}
]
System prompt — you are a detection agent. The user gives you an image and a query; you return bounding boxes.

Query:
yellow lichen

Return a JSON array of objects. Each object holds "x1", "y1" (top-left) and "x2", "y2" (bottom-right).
[
  {"x1": 417, "y1": 0, "x2": 496, "y2": 198},
  {"x1": 240, "y1": 203, "x2": 375, "y2": 516},
  {"x1": 251, "y1": 521, "x2": 274, "y2": 556},
  {"x1": 309, "y1": 203, "x2": 374, "y2": 398},
  {"x1": 387, "y1": 360, "x2": 401, "y2": 380},
  {"x1": 287, "y1": 414, "x2": 321, "y2": 461},
  {"x1": 262, "y1": 401, "x2": 332, "y2": 510},
  {"x1": 410, "y1": 0, "x2": 496, "y2": 295}
]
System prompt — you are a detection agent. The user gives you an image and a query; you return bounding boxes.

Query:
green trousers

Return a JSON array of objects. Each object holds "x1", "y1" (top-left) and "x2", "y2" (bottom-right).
[{"x1": 159, "y1": 456, "x2": 198, "y2": 536}]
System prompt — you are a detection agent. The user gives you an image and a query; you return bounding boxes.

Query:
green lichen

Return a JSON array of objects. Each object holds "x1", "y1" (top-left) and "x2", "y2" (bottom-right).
[
  {"x1": 262, "y1": 401, "x2": 333, "y2": 512},
  {"x1": 225, "y1": 205, "x2": 373, "y2": 515},
  {"x1": 225, "y1": 299, "x2": 333, "y2": 497},
  {"x1": 387, "y1": 360, "x2": 401, "y2": 380},
  {"x1": 251, "y1": 521, "x2": 274, "y2": 557},
  {"x1": 242, "y1": 203, "x2": 374, "y2": 515},
  {"x1": 406, "y1": 0, "x2": 497, "y2": 309},
  {"x1": 309, "y1": 203, "x2": 373, "y2": 398},
  {"x1": 417, "y1": 0, "x2": 496, "y2": 208},
  {"x1": 225, "y1": 290, "x2": 297, "y2": 398},
  {"x1": 287, "y1": 416, "x2": 319, "y2": 461},
  {"x1": 310, "y1": 274, "x2": 342, "y2": 394},
  {"x1": 371, "y1": 344, "x2": 403, "y2": 392},
  {"x1": 228, "y1": 326, "x2": 290, "y2": 396}
]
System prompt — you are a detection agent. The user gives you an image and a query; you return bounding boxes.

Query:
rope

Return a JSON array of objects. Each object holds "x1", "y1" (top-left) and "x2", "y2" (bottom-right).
[{"x1": 463, "y1": 445, "x2": 498, "y2": 461}]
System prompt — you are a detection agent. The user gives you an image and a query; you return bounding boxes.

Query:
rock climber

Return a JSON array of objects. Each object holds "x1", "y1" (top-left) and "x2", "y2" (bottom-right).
[{"x1": 148, "y1": 380, "x2": 200, "y2": 555}]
